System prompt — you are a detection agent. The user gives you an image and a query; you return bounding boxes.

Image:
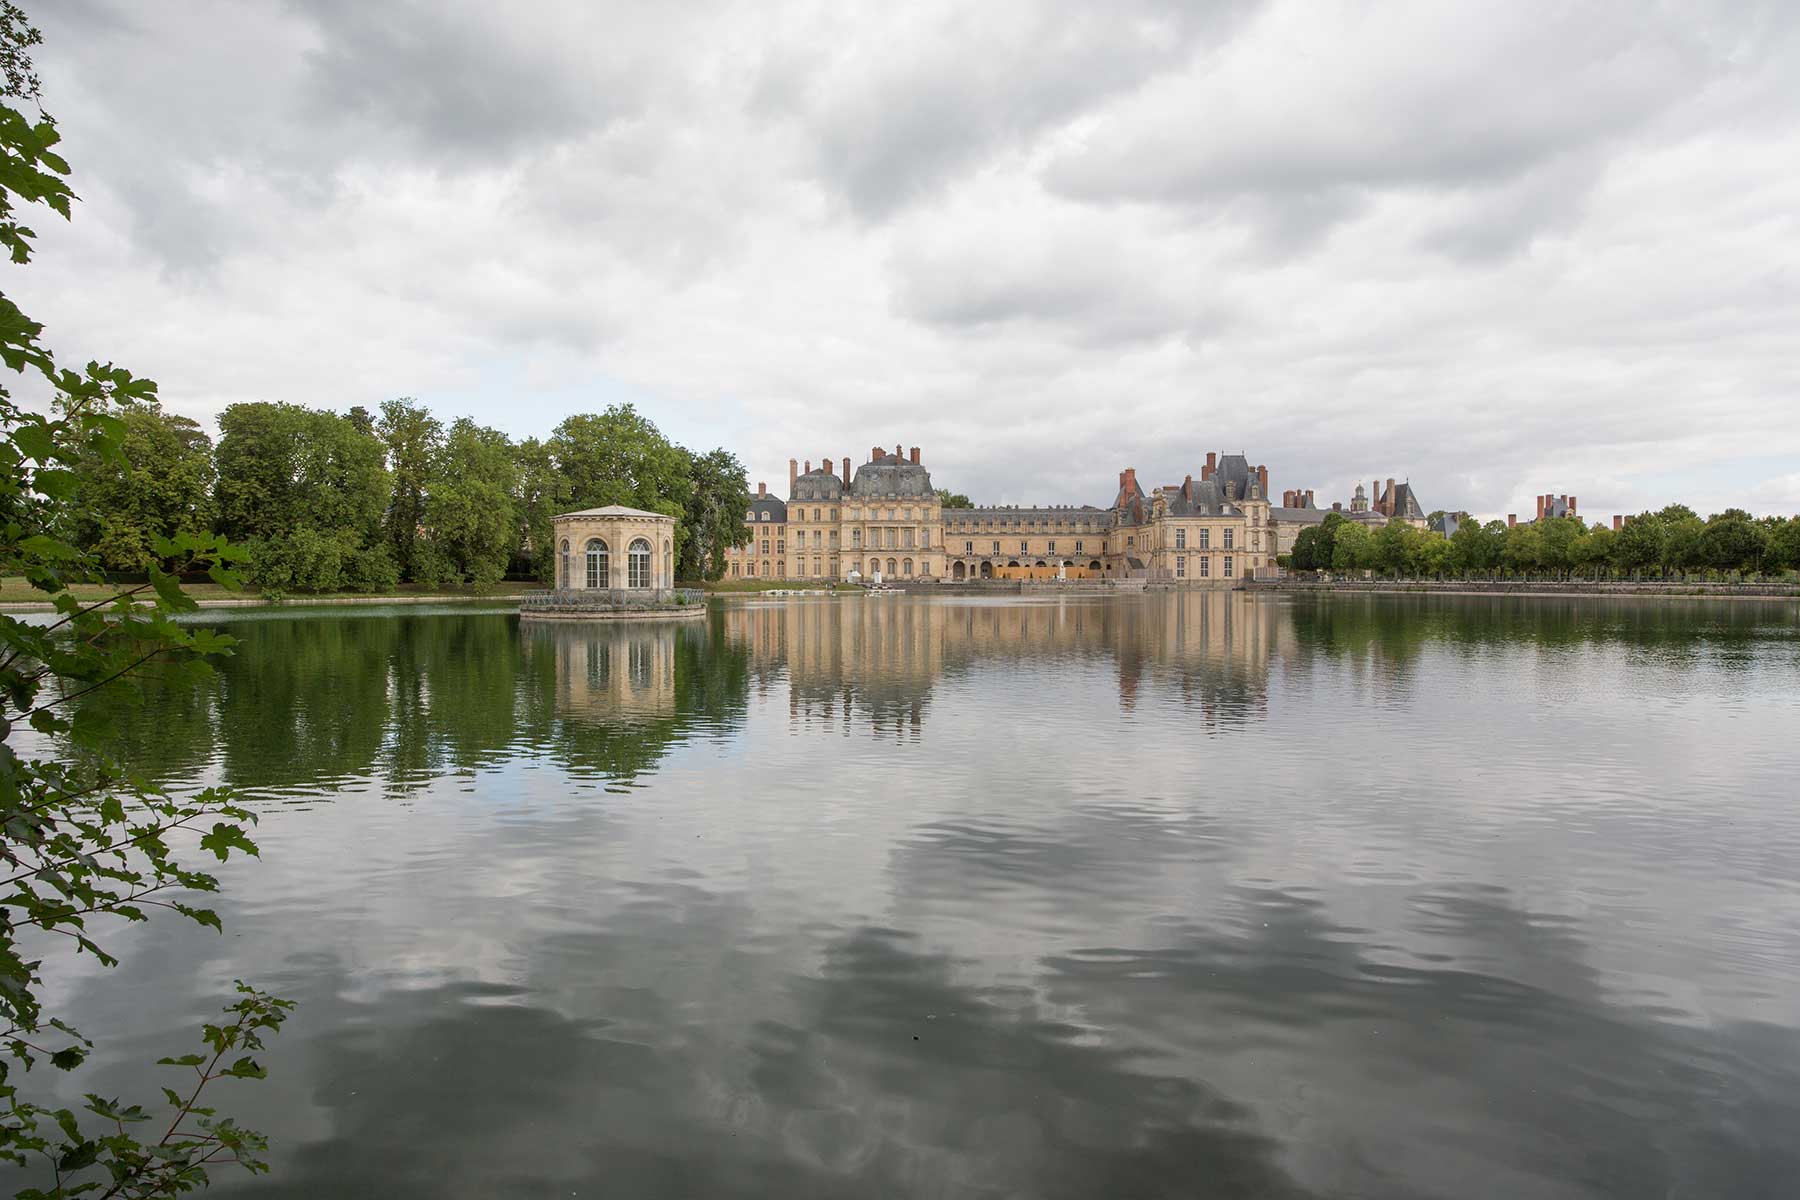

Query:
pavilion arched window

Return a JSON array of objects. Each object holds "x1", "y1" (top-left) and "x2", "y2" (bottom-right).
[
  {"x1": 559, "y1": 539, "x2": 570, "y2": 589},
  {"x1": 628, "y1": 538, "x2": 652, "y2": 588},
  {"x1": 585, "y1": 538, "x2": 608, "y2": 589}
]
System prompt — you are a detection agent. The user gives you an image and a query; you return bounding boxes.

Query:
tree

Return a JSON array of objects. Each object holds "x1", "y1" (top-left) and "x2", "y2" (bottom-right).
[
  {"x1": 416, "y1": 418, "x2": 515, "y2": 586},
  {"x1": 1331, "y1": 521, "x2": 1372, "y2": 571},
  {"x1": 214, "y1": 402, "x2": 396, "y2": 593},
  {"x1": 1537, "y1": 515, "x2": 1583, "y2": 578},
  {"x1": 1661, "y1": 515, "x2": 1706, "y2": 578},
  {"x1": 548, "y1": 404, "x2": 692, "y2": 558},
  {"x1": 678, "y1": 447, "x2": 749, "y2": 581},
  {"x1": 1573, "y1": 523, "x2": 1615, "y2": 580},
  {"x1": 376, "y1": 397, "x2": 441, "y2": 582},
  {"x1": 510, "y1": 436, "x2": 570, "y2": 582},
  {"x1": 1699, "y1": 508, "x2": 1768, "y2": 577},
  {"x1": 1288, "y1": 525, "x2": 1323, "y2": 571},
  {"x1": 68, "y1": 406, "x2": 216, "y2": 571},
  {"x1": 2, "y1": 11, "x2": 289, "y2": 1191},
  {"x1": 1611, "y1": 513, "x2": 1665, "y2": 578},
  {"x1": 1502, "y1": 521, "x2": 1543, "y2": 576},
  {"x1": 936, "y1": 488, "x2": 973, "y2": 509},
  {"x1": 1766, "y1": 517, "x2": 1800, "y2": 576},
  {"x1": 1371, "y1": 520, "x2": 1415, "y2": 576},
  {"x1": 1449, "y1": 519, "x2": 1503, "y2": 577},
  {"x1": 1315, "y1": 511, "x2": 1346, "y2": 570}
]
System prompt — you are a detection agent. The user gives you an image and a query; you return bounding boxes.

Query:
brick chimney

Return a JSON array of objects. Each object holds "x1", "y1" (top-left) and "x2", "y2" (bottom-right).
[
  {"x1": 842, "y1": 456, "x2": 851, "y2": 485},
  {"x1": 1204, "y1": 451, "x2": 1217, "y2": 481},
  {"x1": 1508, "y1": 513, "x2": 1517, "y2": 528},
  {"x1": 894, "y1": 444, "x2": 903, "y2": 460},
  {"x1": 1386, "y1": 478, "x2": 1396, "y2": 514},
  {"x1": 1305, "y1": 489, "x2": 1315, "y2": 506},
  {"x1": 871, "y1": 445, "x2": 883, "y2": 462},
  {"x1": 1185, "y1": 474, "x2": 1194, "y2": 500},
  {"x1": 1535, "y1": 495, "x2": 1545, "y2": 520},
  {"x1": 1568, "y1": 495, "x2": 1577, "y2": 515},
  {"x1": 757, "y1": 481, "x2": 766, "y2": 498},
  {"x1": 1258, "y1": 465, "x2": 1270, "y2": 497},
  {"x1": 910, "y1": 446, "x2": 920, "y2": 465},
  {"x1": 804, "y1": 459, "x2": 812, "y2": 476},
  {"x1": 789, "y1": 458, "x2": 798, "y2": 494},
  {"x1": 1612, "y1": 514, "x2": 1622, "y2": 531}
]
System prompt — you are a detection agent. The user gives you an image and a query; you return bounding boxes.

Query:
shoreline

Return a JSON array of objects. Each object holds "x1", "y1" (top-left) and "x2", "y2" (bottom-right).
[
  {"x1": 0, "y1": 592, "x2": 527, "y2": 614},
  {"x1": 1244, "y1": 581, "x2": 1800, "y2": 602}
]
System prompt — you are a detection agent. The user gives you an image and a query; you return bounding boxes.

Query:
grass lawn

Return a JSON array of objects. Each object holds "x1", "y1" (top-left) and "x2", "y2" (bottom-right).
[{"x1": 0, "y1": 577, "x2": 541, "y2": 606}]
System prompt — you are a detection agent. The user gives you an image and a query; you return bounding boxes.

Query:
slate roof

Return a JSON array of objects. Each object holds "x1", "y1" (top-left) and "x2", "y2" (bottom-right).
[
  {"x1": 1389, "y1": 482, "x2": 1427, "y2": 521},
  {"x1": 1214, "y1": 454, "x2": 1258, "y2": 502},
  {"x1": 1162, "y1": 477, "x2": 1240, "y2": 518},
  {"x1": 555, "y1": 504, "x2": 672, "y2": 520},
  {"x1": 1430, "y1": 512, "x2": 1461, "y2": 537},
  {"x1": 1270, "y1": 506, "x2": 1331, "y2": 526},
  {"x1": 850, "y1": 454, "x2": 934, "y2": 498},
  {"x1": 746, "y1": 495, "x2": 788, "y2": 523},
  {"x1": 790, "y1": 467, "x2": 845, "y2": 502}
]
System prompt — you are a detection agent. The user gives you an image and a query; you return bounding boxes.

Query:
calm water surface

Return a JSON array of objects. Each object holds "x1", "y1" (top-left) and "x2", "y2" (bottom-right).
[{"x1": 22, "y1": 593, "x2": 1800, "y2": 1198}]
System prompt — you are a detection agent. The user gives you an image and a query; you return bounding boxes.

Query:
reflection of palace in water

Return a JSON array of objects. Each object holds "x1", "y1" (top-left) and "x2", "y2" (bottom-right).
[{"x1": 722, "y1": 593, "x2": 1292, "y2": 735}]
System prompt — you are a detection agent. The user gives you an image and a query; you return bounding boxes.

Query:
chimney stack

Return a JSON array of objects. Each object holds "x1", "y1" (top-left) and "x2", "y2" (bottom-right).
[
  {"x1": 1612, "y1": 514, "x2": 1623, "y2": 532},
  {"x1": 1386, "y1": 478, "x2": 1396, "y2": 514},
  {"x1": 757, "y1": 481, "x2": 766, "y2": 498},
  {"x1": 789, "y1": 458, "x2": 798, "y2": 494},
  {"x1": 842, "y1": 456, "x2": 851, "y2": 486},
  {"x1": 1508, "y1": 513, "x2": 1517, "y2": 528},
  {"x1": 804, "y1": 459, "x2": 812, "y2": 476},
  {"x1": 1306, "y1": 489, "x2": 1315, "y2": 506},
  {"x1": 1204, "y1": 451, "x2": 1217, "y2": 480},
  {"x1": 1258, "y1": 465, "x2": 1270, "y2": 497},
  {"x1": 1568, "y1": 495, "x2": 1577, "y2": 515},
  {"x1": 895, "y1": 444, "x2": 903, "y2": 460},
  {"x1": 910, "y1": 446, "x2": 920, "y2": 465},
  {"x1": 1535, "y1": 495, "x2": 1545, "y2": 520}
]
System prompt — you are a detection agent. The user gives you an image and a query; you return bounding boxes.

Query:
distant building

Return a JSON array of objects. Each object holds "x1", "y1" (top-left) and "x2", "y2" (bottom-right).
[
  {"x1": 1506, "y1": 493, "x2": 1579, "y2": 527},
  {"x1": 724, "y1": 446, "x2": 1280, "y2": 582}
]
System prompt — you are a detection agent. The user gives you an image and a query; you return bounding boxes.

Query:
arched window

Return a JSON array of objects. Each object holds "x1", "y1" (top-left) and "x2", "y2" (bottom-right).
[
  {"x1": 902, "y1": 558, "x2": 913, "y2": 576},
  {"x1": 559, "y1": 539, "x2": 570, "y2": 588},
  {"x1": 585, "y1": 538, "x2": 608, "y2": 589},
  {"x1": 869, "y1": 557, "x2": 880, "y2": 576},
  {"x1": 886, "y1": 558, "x2": 897, "y2": 576},
  {"x1": 628, "y1": 538, "x2": 652, "y2": 588},
  {"x1": 665, "y1": 540, "x2": 672, "y2": 582}
]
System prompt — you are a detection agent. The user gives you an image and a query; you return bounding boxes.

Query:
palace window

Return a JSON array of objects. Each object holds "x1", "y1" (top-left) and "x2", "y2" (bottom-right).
[
  {"x1": 1127, "y1": 535, "x2": 1135, "y2": 547},
  {"x1": 1199, "y1": 529, "x2": 1210, "y2": 549},
  {"x1": 1175, "y1": 529, "x2": 1186, "y2": 550},
  {"x1": 1020, "y1": 540, "x2": 1028, "y2": 554},
  {"x1": 1075, "y1": 540, "x2": 1083, "y2": 553},
  {"x1": 813, "y1": 508, "x2": 821, "y2": 521},
  {"x1": 991, "y1": 541, "x2": 999, "y2": 553},
  {"x1": 1176, "y1": 555, "x2": 1186, "y2": 578},
  {"x1": 777, "y1": 539, "x2": 785, "y2": 552},
  {"x1": 731, "y1": 561, "x2": 740, "y2": 577},
  {"x1": 964, "y1": 541, "x2": 973, "y2": 554},
  {"x1": 744, "y1": 509, "x2": 754, "y2": 521},
  {"x1": 559, "y1": 539, "x2": 570, "y2": 588},
  {"x1": 1200, "y1": 556, "x2": 1210, "y2": 577},
  {"x1": 1224, "y1": 556, "x2": 1234, "y2": 578},
  {"x1": 903, "y1": 558, "x2": 913, "y2": 576},
  {"x1": 585, "y1": 538, "x2": 609, "y2": 589},
  {"x1": 920, "y1": 529, "x2": 930, "y2": 548},
  {"x1": 1047, "y1": 540, "x2": 1056, "y2": 553},
  {"x1": 628, "y1": 538, "x2": 652, "y2": 588},
  {"x1": 830, "y1": 531, "x2": 839, "y2": 548},
  {"x1": 1224, "y1": 528, "x2": 1234, "y2": 549},
  {"x1": 852, "y1": 529, "x2": 862, "y2": 548}
]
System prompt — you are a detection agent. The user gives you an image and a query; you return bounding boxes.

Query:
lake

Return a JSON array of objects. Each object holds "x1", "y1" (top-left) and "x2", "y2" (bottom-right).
[{"x1": 19, "y1": 592, "x2": 1800, "y2": 1198}]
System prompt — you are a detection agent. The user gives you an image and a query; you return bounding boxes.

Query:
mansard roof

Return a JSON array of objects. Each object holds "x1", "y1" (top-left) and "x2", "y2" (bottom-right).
[
  {"x1": 1270, "y1": 506, "x2": 1331, "y2": 525},
  {"x1": 746, "y1": 495, "x2": 787, "y2": 522},
  {"x1": 790, "y1": 468, "x2": 845, "y2": 502},
  {"x1": 1390, "y1": 482, "x2": 1427, "y2": 520},
  {"x1": 850, "y1": 454, "x2": 934, "y2": 498}
]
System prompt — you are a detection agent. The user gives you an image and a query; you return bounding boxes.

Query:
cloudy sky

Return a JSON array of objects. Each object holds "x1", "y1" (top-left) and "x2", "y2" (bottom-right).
[{"x1": 15, "y1": 0, "x2": 1800, "y2": 519}]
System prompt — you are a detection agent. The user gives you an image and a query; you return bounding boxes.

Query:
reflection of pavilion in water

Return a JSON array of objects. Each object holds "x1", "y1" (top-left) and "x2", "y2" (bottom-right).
[
  {"x1": 724, "y1": 593, "x2": 1289, "y2": 734},
  {"x1": 529, "y1": 621, "x2": 679, "y2": 723}
]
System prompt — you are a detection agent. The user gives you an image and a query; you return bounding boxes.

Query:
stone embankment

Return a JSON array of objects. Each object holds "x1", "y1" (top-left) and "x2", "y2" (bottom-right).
[{"x1": 1243, "y1": 579, "x2": 1800, "y2": 599}]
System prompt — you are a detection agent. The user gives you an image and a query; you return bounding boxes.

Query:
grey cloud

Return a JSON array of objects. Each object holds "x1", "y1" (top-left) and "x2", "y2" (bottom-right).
[{"x1": 784, "y1": 0, "x2": 1263, "y2": 219}]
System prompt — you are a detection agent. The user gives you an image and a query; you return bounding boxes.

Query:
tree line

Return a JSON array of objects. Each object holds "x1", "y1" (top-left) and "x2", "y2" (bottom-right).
[
  {"x1": 1285, "y1": 506, "x2": 1800, "y2": 580},
  {"x1": 62, "y1": 397, "x2": 751, "y2": 593}
]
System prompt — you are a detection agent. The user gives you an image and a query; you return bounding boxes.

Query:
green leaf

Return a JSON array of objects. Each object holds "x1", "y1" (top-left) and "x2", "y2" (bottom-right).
[
  {"x1": 50, "y1": 1046, "x2": 88, "y2": 1070},
  {"x1": 199, "y1": 823, "x2": 259, "y2": 861},
  {"x1": 156, "y1": 1054, "x2": 207, "y2": 1067}
]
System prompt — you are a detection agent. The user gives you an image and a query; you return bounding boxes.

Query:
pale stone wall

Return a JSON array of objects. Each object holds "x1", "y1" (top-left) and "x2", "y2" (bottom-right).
[{"x1": 551, "y1": 511, "x2": 677, "y2": 594}]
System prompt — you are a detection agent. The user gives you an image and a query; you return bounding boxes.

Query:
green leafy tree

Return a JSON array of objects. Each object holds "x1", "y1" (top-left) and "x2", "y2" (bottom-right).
[
  {"x1": 416, "y1": 418, "x2": 515, "y2": 586},
  {"x1": 375, "y1": 397, "x2": 441, "y2": 583},
  {"x1": 1661, "y1": 515, "x2": 1706, "y2": 579},
  {"x1": 678, "y1": 447, "x2": 749, "y2": 581},
  {"x1": 1537, "y1": 515, "x2": 1583, "y2": 579},
  {"x1": 1288, "y1": 525, "x2": 1322, "y2": 571},
  {"x1": 214, "y1": 402, "x2": 396, "y2": 593},
  {"x1": 1331, "y1": 521, "x2": 1372, "y2": 571},
  {"x1": 1610, "y1": 513, "x2": 1665, "y2": 578},
  {"x1": 548, "y1": 404, "x2": 692, "y2": 558},
  {"x1": 1573, "y1": 523, "x2": 1615, "y2": 580},
  {"x1": 935, "y1": 489, "x2": 973, "y2": 509},
  {"x1": 1766, "y1": 516, "x2": 1800, "y2": 576},
  {"x1": 1, "y1": 10, "x2": 290, "y2": 1192},
  {"x1": 509, "y1": 436, "x2": 570, "y2": 582},
  {"x1": 1449, "y1": 519, "x2": 1503, "y2": 577},
  {"x1": 68, "y1": 407, "x2": 216, "y2": 572},
  {"x1": 1371, "y1": 520, "x2": 1415, "y2": 576},
  {"x1": 1502, "y1": 521, "x2": 1543, "y2": 576},
  {"x1": 1315, "y1": 511, "x2": 1345, "y2": 569},
  {"x1": 1698, "y1": 508, "x2": 1767, "y2": 577}
]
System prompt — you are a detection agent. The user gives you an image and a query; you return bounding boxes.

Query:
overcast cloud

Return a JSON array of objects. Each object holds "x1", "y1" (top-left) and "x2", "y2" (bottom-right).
[{"x1": 13, "y1": 0, "x2": 1800, "y2": 519}]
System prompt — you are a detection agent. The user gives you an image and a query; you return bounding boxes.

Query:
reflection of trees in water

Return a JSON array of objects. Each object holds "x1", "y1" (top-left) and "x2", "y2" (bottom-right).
[{"x1": 69, "y1": 610, "x2": 751, "y2": 797}]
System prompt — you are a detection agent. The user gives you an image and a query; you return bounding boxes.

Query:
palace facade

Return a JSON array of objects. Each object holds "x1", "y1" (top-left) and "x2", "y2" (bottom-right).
[{"x1": 725, "y1": 444, "x2": 1282, "y2": 583}]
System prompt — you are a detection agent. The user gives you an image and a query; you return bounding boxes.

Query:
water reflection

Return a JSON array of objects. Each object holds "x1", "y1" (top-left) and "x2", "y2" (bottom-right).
[{"x1": 25, "y1": 594, "x2": 1800, "y2": 1199}]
